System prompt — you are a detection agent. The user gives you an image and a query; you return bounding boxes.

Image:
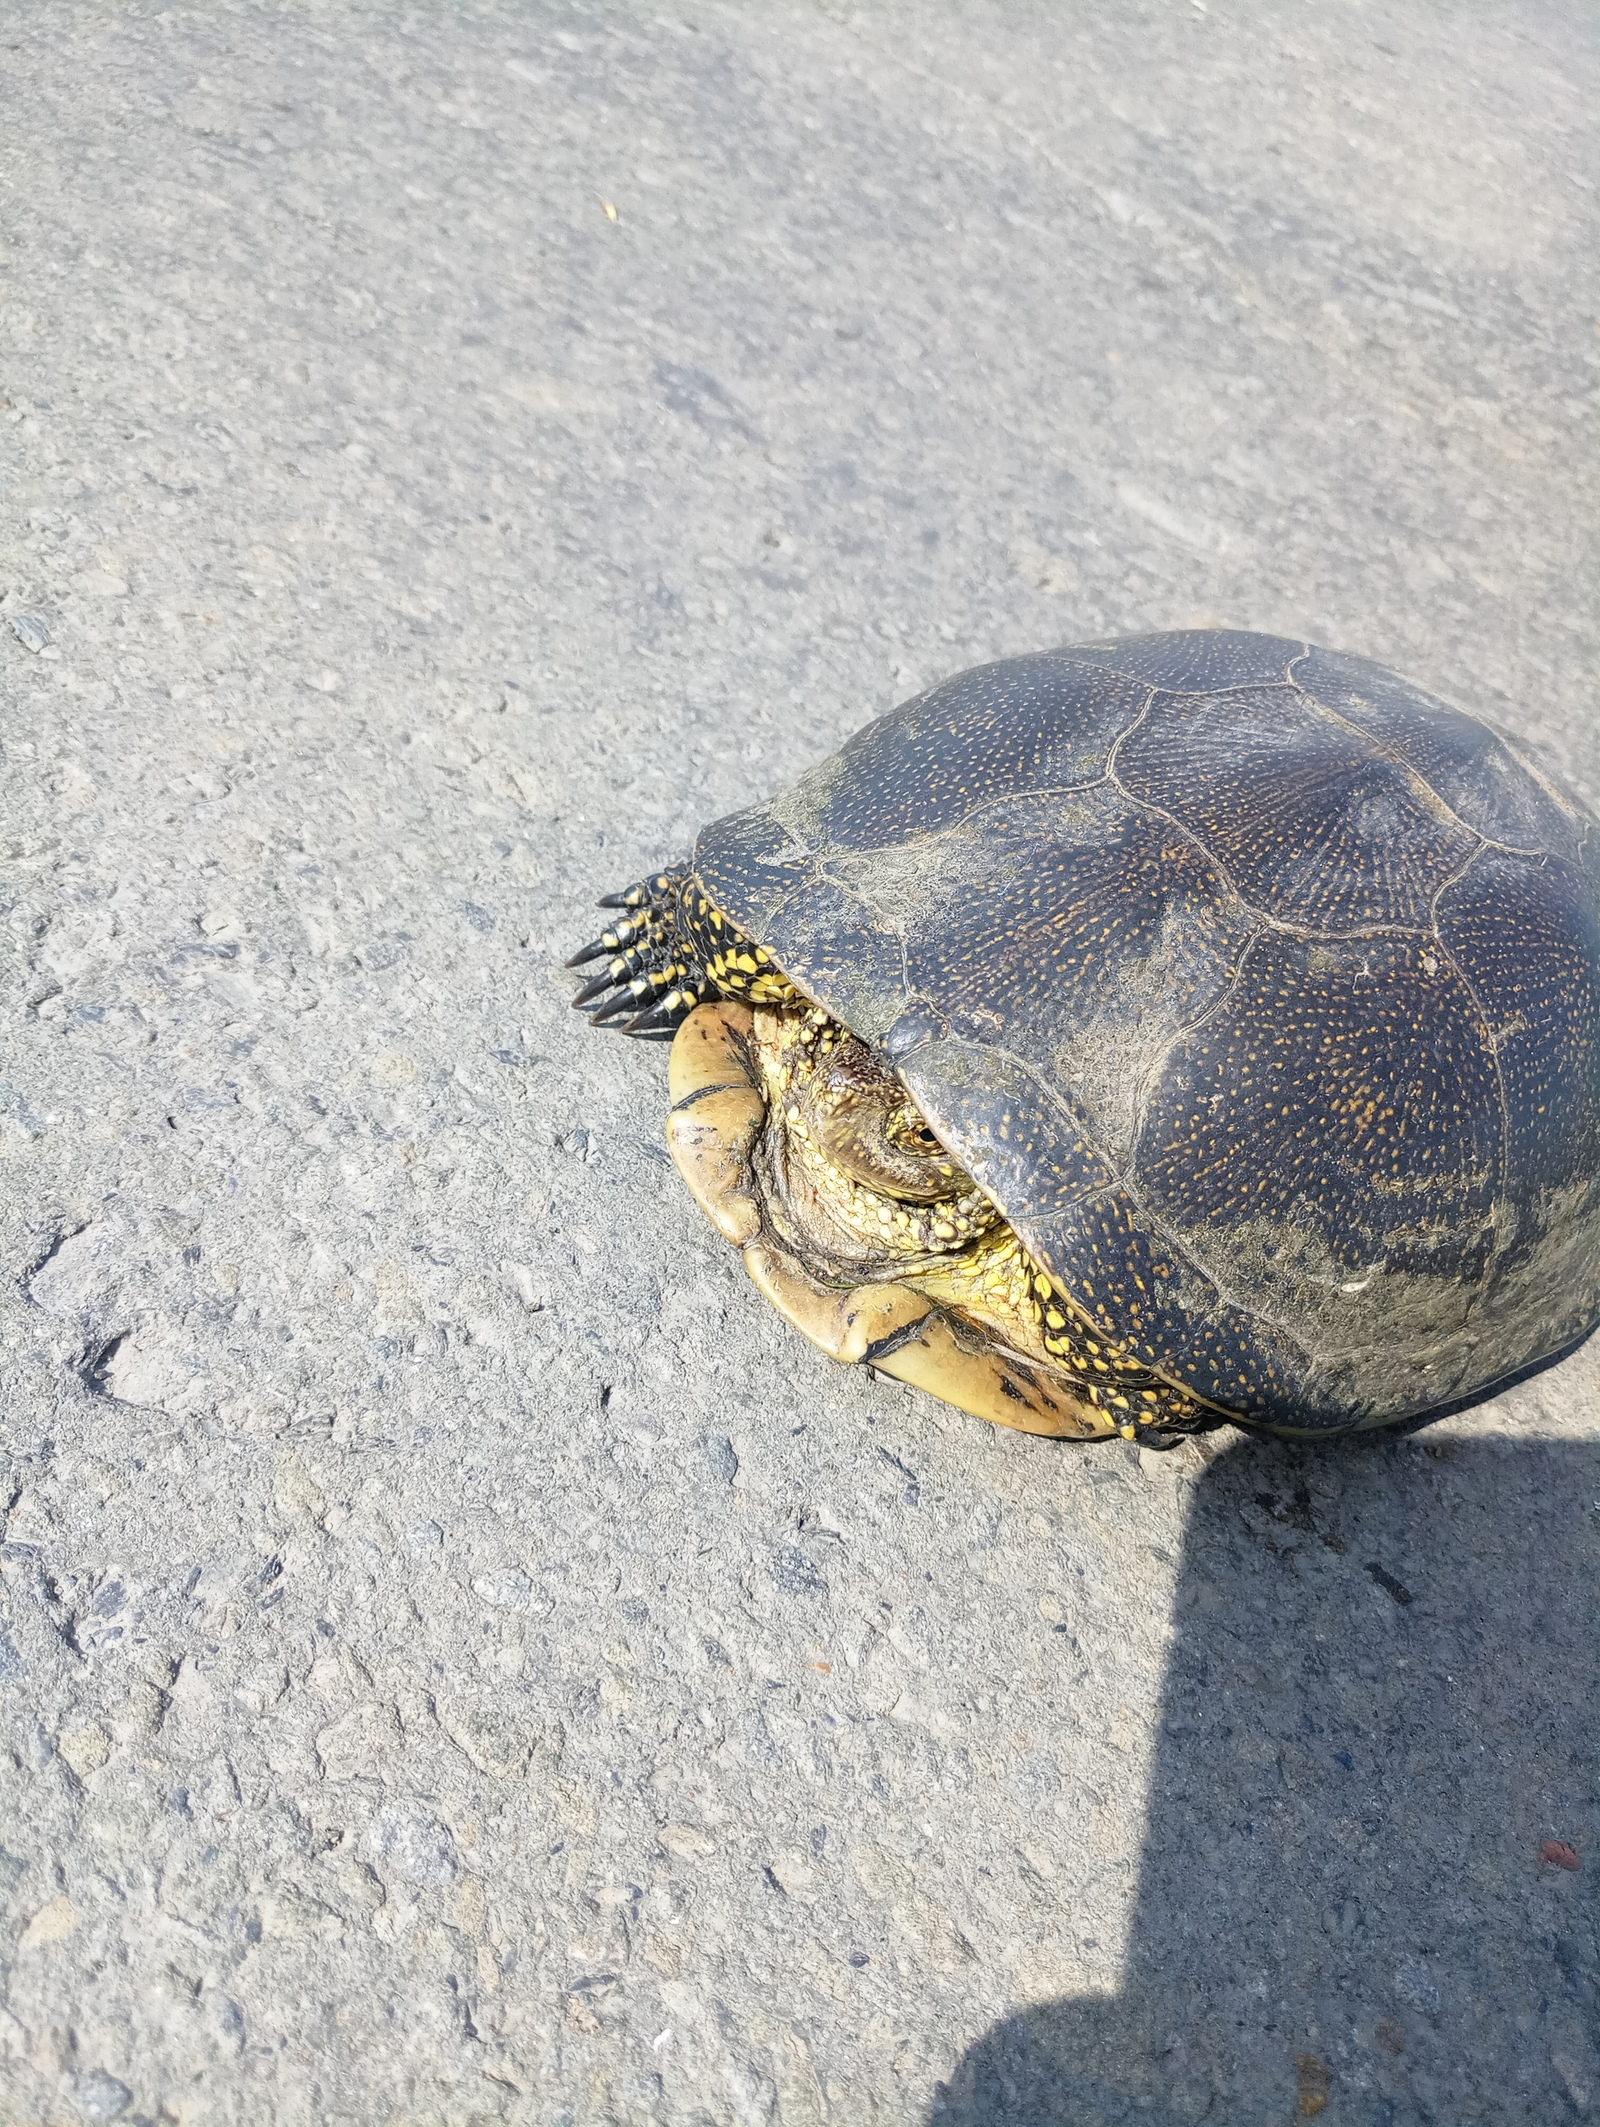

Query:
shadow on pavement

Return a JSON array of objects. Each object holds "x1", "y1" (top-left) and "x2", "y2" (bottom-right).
[{"x1": 930, "y1": 1435, "x2": 1598, "y2": 2124}]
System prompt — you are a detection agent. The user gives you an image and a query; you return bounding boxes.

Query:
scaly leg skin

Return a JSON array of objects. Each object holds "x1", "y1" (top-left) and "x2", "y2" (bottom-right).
[
  {"x1": 666, "y1": 1001, "x2": 1216, "y2": 1443},
  {"x1": 567, "y1": 869, "x2": 801, "y2": 1039}
]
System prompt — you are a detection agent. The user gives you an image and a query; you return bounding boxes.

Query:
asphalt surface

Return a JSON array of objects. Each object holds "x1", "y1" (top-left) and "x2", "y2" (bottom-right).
[{"x1": 2, "y1": 4, "x2": 1598, "y2": 2122}]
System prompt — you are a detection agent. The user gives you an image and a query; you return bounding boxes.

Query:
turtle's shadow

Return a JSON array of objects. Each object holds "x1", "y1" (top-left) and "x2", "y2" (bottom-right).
[{"x1": 930, "y1": 1435, "x2": 1599, "y2": 2125}]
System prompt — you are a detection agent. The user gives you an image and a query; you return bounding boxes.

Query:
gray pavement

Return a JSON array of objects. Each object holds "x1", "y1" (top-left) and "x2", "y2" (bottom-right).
[{"x1": 1, "y1": 3, "x2": 1597, "y2": 2122}]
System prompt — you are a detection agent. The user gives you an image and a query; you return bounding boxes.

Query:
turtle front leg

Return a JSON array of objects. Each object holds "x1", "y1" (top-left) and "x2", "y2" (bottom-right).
[
  {"x1": 567, "y1": 868, "x2": 700, "y2": 1040},
  {"x1": 568, "y1": 869, "x2": 802, "y2": 1039}
]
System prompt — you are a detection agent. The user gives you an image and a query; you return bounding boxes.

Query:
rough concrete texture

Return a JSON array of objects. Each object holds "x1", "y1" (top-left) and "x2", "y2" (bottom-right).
[{"x1": 1, "y1": 3, "x2": 1598, "y2": 2122}]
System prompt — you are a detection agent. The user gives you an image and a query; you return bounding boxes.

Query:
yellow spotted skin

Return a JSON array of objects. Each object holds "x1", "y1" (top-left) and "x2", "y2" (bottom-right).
[
  {"x1": 573, "y1": 630, "x2": 1600, "y2": 1437},
  {"x1": 761, "y1": 1008, "x2": 996, "y2": 1261},
  {"x1": 905, "y1": 1219, "x2": 1208, "y2": 1438},
  {"x1": 682, "y1": 885, "x2": 802, "y2": 1009},
  {"x1": 566, "y1": 868, "x2": 798, "y2": 1037}
]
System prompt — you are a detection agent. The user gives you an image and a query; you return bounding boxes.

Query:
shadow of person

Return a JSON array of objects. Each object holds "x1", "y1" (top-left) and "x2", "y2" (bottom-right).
[{"x1": 930, "y1": 1434, "x2": 1598, "y2": 2125}]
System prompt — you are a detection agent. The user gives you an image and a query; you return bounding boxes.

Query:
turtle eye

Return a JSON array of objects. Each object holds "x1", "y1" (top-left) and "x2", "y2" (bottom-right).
[{"x1": 897, "y1": 1118, "x2": 943, "y2": 1155}]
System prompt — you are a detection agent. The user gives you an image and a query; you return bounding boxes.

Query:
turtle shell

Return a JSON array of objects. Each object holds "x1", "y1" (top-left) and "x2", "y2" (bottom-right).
[{"x1": 692, "y1": 631, "x2": 1600, "y2": 1431}]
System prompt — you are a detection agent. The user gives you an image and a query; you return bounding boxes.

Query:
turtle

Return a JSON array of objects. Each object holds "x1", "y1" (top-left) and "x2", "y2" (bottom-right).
[{"x1": 567, "y1": 630, "x2": 1600, "y2": 1443}]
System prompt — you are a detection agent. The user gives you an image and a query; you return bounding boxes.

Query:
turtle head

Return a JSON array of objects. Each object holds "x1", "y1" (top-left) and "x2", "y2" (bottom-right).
[
  {"x1": 741, "y1": 1006, "x2": 1000, "y2": 1273},
  {"x1": 779, "y1": 1019, "x2": 964, "y2": 1203},
  {"x1": 567, "y1": 873, "x2": 968, "y2": 1230},
  {"x1": 659, "y1": 998, "x2": 1130, "y2": 1439}
]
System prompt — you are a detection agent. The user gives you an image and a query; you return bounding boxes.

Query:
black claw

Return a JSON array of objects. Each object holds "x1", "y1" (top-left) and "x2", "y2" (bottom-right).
[
  {"x1": 565, "y1": 935, "x2": 614, "y2": 969},
  {"x1": 590, "y1": 965, "x2": 679, "y2": 1018},
  {"x1": 587, "y1": 984, "x2": 657, "y2": 1024},
  {"x1": 622, "y1": 1001, "x2": 684, "y2": 1036},
  {"x1": 567, "y1": 915, "x2": 651, "y2": 968},
  {"x1": 572, "y1": 868, "x2": 692, "y2": 1031}
]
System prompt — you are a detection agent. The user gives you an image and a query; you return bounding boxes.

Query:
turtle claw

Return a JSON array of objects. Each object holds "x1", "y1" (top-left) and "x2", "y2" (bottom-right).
[
  {"x1": 622, "y1": 999, "x2": 687, "y2": 1037},
  {"x1": 566, "y1": 913, "x2": 655, "y2": 970},
  {"x1": 570, "y1": 970, "x2": 619, "y2": 1008},
  {"x1": 586, "y1": 986, "x2": 649, "y2": 1025},
  {"x1": 565, "y1": 933, "x2": 616, "y2": 969}
]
